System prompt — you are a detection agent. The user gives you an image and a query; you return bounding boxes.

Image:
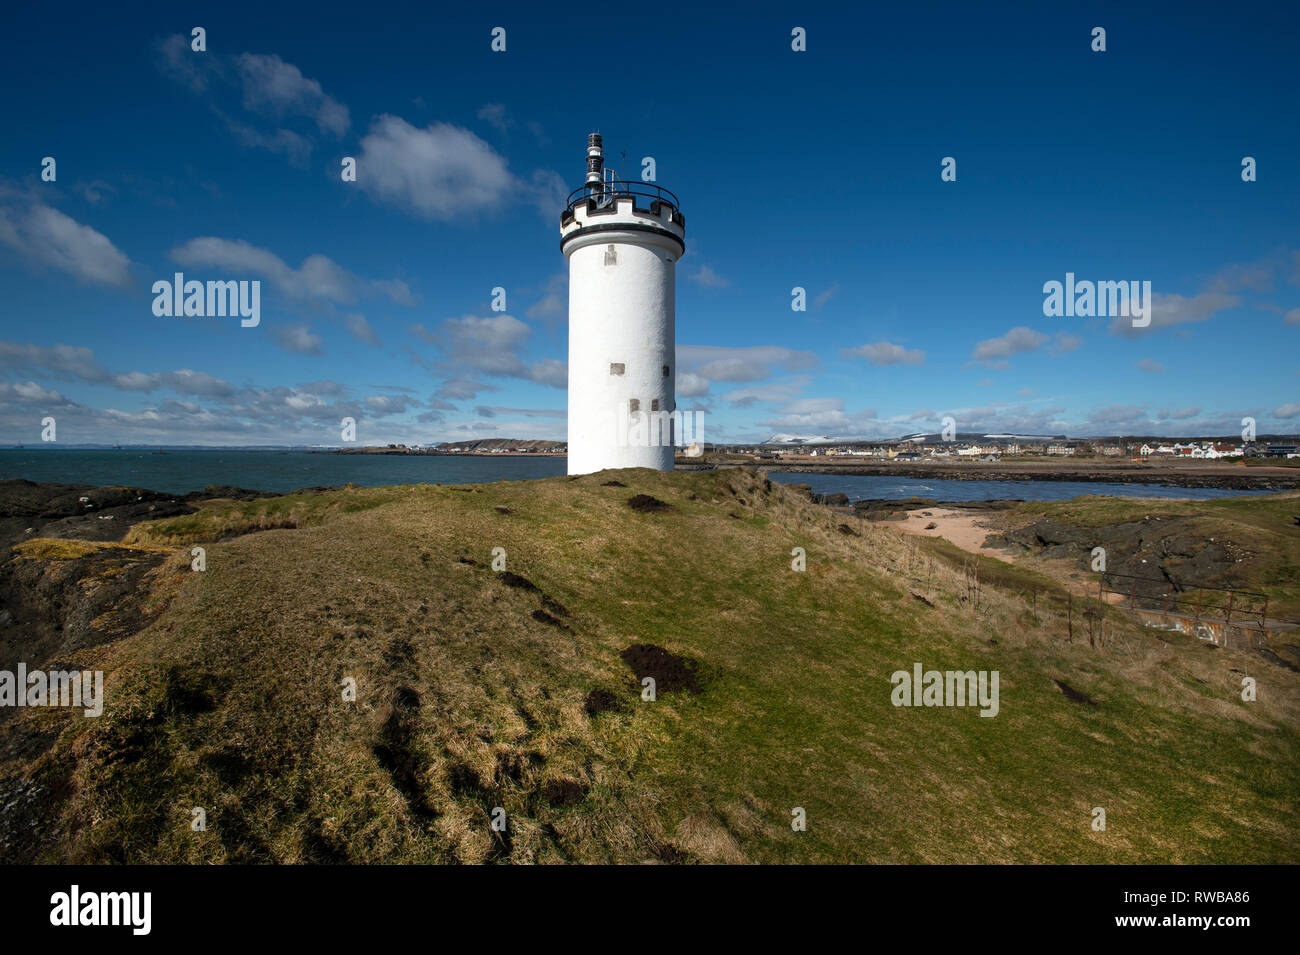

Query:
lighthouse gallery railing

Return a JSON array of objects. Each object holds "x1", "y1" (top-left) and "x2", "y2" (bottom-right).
[{"x1": 563, "y1": 180, "x2": 680, "y2": 217}]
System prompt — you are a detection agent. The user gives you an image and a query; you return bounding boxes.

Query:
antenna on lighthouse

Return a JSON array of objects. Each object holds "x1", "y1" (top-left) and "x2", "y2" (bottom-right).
[{"x1": 585, "y1": 133, "x2": 604, "y2": 195}]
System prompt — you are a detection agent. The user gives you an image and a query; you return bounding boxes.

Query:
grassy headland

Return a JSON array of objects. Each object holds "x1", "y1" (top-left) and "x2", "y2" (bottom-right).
[{"x1": 1, "y1": 470, "x2": 1297, "y2": 863}]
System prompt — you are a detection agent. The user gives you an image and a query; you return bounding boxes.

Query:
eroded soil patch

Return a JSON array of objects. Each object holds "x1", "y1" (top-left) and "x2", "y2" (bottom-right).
[
  {"x1": 620, "y1": 644, "x2": 701, "y2": 694},
  {"x1": 628, "y1": 494, "x2": 672, "y2": 513}
]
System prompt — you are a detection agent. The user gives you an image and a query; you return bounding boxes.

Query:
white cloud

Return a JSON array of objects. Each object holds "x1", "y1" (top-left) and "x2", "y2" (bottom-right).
[
  {"x1": 474, "y1": 406, "x2": 566, "y2": 419},
  {"x1": 344, "y1": 314, "x2": 381, "y2": 346},
  {"x1": 439, "y1": 314, "x2": 531, "y2": 355},
  {"x1": 526, "y1": 273, "x2": 567, "y2": 321},
  {"x1": 0, "y1": 200, "x2": 131, "y2": 288},
  {"x1": 364, "y1": 394, "x2": 414, "y2": 415},
  {"x1": 1084, "y1": 404, "x2": 1150, "y2": 428},
  {"x1": 841, "y1": 341, "x2": 925, "y2": 366},
  {"x1": 690, "y1": 265, "x2": 729, "y2": 288},
  {"x1": 157, "y1": 36, "x2": 348, "y2": 163},
  {"x1": 235, "y1": 52, "x2": 349, "y2": 136},
  {"x1": 413, "y1": 315, "x2": 565, "y2": 389},
  {"x1": 357, "y1": 116, "x2": 515, "y2": 221},
  {"x1": 719, "y1": 377, "x2": 813, "y2": 408},
  {"x1": 525, "y1": 357, "x2": 567, "y2": 388},
  {"x1": 676, "y1": 372, "x2": 710, "y2": 397},
  {"x1": 1207, "y1": 259, "x2": 1280, "y2": 294},
  {"x1": 678, "y1": 345, "x2": 818, "y2": 373},
  {"x1": 221, "y1": 117, "x2": 313, "y2": 164},
  {"x1": 162, "y1": 369, "x2": 238, "y2": 397},
  {"x1": 674, "y1": 347, "x2": 820, "y2": 405},
  {"x1": 0, "y1": 342, "x2": 241, "y2": 398},
  {"x1": 1137, "y1": 358, "x2": 1165, "y2": 373},
  {"x1": 76, "y1": 180, "x2": 117, "y2": 205},
  {"x1": 696, "y1": 358, "x2": 770, "y2": 382},
  {"x1": 780, "y1": 397, "x2": 844, "y2": 414},
  {"x1": 170, "y1": 237, "x2": 410, "y2": 307},
  {"x1": 971, "y1": 326, "x2": 1048, "y2": 364},
  {"x1": 1274, "y1": 402, "x2": 1300, "y2": 420},
  {"x1": 274, "y1": 324, "x2": 324, "y2": 355},
  {"x1": 756, "y1": 402, "x2": 876, "y2": 434},
  {"x1": 0, "y1": 380, "x2": 67, "y2": 404},
  {"x1": 0, "y1": 342, "x2": 106, "y2": 381},
  {"x1": 156, "y1": 33, "x2": 211, "y2": 92},
  {"x1": 436, "y1": 377, "x2": 492, "y2": 400},
  {"x1": 0, "y1": 366, "x2": 506, "y2": 445},
  {"x1": 477, "y1": 103, "x2": 511, "y2": 134},
  {"x1": 527, "y1": 168, "x2": 569, "y2": 219},
  {"x1": 368, "y1": 278, "x2": 416, "y2": 307},
  {"x1": 1052, "y1": 333, "x2": 1081, "y2": 353},
  {"x1": 813, "y1": 284, "x2": 839, "y2": 309},
  {"x1": 1111, "y1": 291, "x2": 1239, "y2": 337}
]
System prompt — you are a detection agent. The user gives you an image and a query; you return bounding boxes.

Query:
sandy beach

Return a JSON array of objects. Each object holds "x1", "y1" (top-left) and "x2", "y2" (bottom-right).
[{"x1": 892, "y1": 506, "x2": 1012, "y2": 558}]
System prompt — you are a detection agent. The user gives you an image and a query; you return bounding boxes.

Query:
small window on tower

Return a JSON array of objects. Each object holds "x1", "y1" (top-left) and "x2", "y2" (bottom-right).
[
  {"x1": 662, "y1": 364, "x2": 670, "y2": 377},
  {"x1": 651, "y1": 399, "x2": 660, "y2": 411},
  {"x1": 610, "y1": 363, "x2": 624, "y2": 376},
  {"x1": 629, "y1": 399, "x2": 640, "y2": 413},
  {"x1": 604, "y1": 245, "x2": 617, "y2": 266}
]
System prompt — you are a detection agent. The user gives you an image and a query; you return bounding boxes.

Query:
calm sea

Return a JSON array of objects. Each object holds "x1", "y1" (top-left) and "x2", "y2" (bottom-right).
[
  {"x1": 0, "y1": 449, "x2": 1267, "y2": 501},
  {"x1": 764, "y1": 471, "x2": 1265, "y2": 503},
  {"x1": 0, "y1": 450, "x2": 566, "y2": 494}
]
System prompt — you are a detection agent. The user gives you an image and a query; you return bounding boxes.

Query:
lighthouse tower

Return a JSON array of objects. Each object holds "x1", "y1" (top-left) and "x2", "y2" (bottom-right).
[{"x1": 562, "y1": 133, "x2": 686, "y2": 475}]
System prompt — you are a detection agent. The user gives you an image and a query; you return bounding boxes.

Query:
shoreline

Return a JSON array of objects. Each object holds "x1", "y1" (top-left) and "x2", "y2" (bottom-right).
[
  {"x1": 322, "y1": 449, "x2": 565, "y2": 457},
  {"x1": 722, "y1": 460, "x2": 1300, "y2": 491},
  {"x1": 7, "y1": 448, "x2": 1295, "y2": 492}
]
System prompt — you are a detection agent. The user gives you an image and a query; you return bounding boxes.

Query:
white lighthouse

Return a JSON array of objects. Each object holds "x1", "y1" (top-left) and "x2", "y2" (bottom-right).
[{"x1": 562, "y1": 133, "x2": 686, "y2": 475}]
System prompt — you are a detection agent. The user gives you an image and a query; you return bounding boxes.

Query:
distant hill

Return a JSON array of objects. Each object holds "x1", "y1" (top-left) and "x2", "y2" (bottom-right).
[
  {"x1": 436, "y1": 438, "x2": 565, "y2": 452},
  {"x1": 760, "y1": 433, "x2": 844, "y2": 446}
]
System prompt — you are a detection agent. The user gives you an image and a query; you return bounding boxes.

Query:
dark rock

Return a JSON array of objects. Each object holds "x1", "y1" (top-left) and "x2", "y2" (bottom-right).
[{"x1": 1004, "y1": 515, "x2": 1241, "y2": 592}]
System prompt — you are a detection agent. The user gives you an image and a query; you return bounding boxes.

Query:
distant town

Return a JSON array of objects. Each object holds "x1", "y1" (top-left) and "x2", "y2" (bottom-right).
[
  {"x1": 10, "y1": 434, "x2": 1298, "y2": 462},
  {"x1": 330, "y1": 433, "x2": 1300, "y2": 462}
]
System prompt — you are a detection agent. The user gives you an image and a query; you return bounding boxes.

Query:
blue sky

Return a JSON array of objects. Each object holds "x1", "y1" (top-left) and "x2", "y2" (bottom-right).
[{"x1": 1, "y1": 0, "x2": 1298, "y2": 446}]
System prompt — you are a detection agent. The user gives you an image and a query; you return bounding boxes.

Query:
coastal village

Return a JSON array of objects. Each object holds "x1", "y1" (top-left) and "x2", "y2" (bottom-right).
[
  {"x1": 744, "y1": 439, "x2": 1300, "y2": 462},
  {"x1": 334, "y1": 436, "x2": 1300, "y2": 462}
]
